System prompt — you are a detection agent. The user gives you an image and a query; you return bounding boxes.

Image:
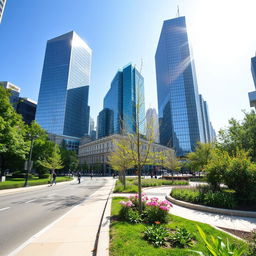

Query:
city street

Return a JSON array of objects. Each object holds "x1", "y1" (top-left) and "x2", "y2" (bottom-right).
[{"x1": 0, "y1": 177, "x2": 107, "y2": 256}]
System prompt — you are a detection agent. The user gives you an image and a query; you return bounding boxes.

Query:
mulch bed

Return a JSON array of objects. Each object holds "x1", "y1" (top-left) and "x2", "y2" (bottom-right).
[{"x1": 218, "y1": 226, "x2": 254, "y2": 241}]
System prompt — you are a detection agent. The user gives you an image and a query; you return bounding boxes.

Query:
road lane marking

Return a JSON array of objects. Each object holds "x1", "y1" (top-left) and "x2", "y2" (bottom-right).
[
  {"x1": 0, "y1": 207, "x2": 10, "y2": 212},
  {"x1": 47, "y1": 201, "x2": 55, "y2": 204},
  {"x1": 25, "y1": 199, "x2": 36, "y2": 204}
]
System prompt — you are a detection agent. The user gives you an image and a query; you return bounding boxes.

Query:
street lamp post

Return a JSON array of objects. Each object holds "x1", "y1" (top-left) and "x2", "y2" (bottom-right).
[{"x1": 24, "y1": 134, "x2": 38, "y2": 187}]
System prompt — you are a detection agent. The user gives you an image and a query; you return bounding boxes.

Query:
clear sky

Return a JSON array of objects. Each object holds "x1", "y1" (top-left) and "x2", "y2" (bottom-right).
[{"x1": 0, "y1": 0, "x2": 255, "y2": 132}]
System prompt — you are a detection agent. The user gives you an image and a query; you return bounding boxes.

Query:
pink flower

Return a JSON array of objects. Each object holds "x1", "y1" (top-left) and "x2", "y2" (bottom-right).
[
  {"x1": 159, "y1": 206, "x2": 169, "y2": 211},
  {"x1": 150, "y1": 197, "x2": 159, "y2": 202}
]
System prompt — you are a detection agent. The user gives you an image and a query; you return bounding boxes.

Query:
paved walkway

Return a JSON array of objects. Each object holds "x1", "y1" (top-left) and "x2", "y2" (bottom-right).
[
  {"x1": 114, "y1": 186, "x2": 256, "y2": 232},
  {"x1": 8, "y1": 177, "x2": 115, "y2": 256}
]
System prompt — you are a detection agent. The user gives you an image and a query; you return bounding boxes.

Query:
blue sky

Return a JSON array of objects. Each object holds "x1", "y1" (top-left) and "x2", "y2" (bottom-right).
[{"x1": 0, "y1": 0, "x2": 255, "y2": 132}]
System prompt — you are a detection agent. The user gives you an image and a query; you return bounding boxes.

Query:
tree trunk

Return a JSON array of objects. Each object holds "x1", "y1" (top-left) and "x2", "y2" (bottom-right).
[
  {"x1": 123, "y1": 170, "x2": 126, "y2": 189},
  {"x1": 138, "y1": 165, "x2": 142, "y2": 213}
]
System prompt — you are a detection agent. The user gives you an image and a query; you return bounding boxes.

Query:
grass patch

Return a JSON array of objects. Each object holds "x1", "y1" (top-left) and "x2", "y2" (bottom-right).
[
  {"x1": 110, "y1": 197, "x2": 248, "y2": 256},
  {"x1": 114, "y1": 178, "x2": 188, "y2": 193},
  {"x1": 0, "y1": 176, "x2": 72, "y2": 190}
]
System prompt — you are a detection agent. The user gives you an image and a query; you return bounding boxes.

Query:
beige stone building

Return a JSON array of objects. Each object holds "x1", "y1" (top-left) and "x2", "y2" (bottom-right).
[{"x1": 78, "y1": 134, "x2": 173, "y2": 175}]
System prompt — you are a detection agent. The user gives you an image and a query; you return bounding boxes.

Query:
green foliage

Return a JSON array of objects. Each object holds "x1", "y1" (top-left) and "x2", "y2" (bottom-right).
[
  {"x1": 110, "y1": 198, "x2": 247, "y2": 256},
  {"x1": 12, "y1": 171, "x2": 33, "y2": 179},
  {"x1": 0, "y1": 176, "x2": 72, "y2": 190},
  {"x1": 0, "y1": 86, "x2": 28, "y2": 176},
  {"x1": 119, "y1": 207, "x2": 142, "y2": 224},
  {"x1": 186, "y1": 142, "x2": 214, "y2": 173},
  {"x1": 144, "y1": 225, "x2": 169, "y2": 247},
  {"x1": 204, "y1": 149, "x2": 230, "y2": 191},
  {"x1": 60, "y1": 147, "x2": 78, "y2": 172},
  {"x1": 169, "y1": 227, "x2": 193, "y2": 248},
  {"x1": 218, "y1": 110, "x2": 256, "y2": 161},
  {"x1": 191, "y1": 226, "x2": 247, "y2": 256},
  {"x1": 223, "y1": 149, "x2": 256, "y2": 203},
  {"x1": 38, "y1": 146, "x2": 63, "y2": 171},
  {"x1": 171, "y1": 187, "x2": 236, "y2": 209},
  {"x1": 114, "y1": 178, "x2": 188, "y2": 193}
]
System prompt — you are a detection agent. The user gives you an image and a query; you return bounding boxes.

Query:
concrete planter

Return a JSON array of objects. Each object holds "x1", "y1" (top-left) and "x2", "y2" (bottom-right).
[{"x1": 166, "y1": 194, "x2": 256, "y2": 218}]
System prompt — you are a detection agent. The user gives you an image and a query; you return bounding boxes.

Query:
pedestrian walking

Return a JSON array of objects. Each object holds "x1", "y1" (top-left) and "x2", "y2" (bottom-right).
[
  {"x1": 90, "y1": 171, "x2": 93, "y2": 180},
  {"x1": 77, "y1": 172, "x2": 81, "y2": 184},
  {"x1": 51, "y1": 171, "x2": 57, "y2": 186}
]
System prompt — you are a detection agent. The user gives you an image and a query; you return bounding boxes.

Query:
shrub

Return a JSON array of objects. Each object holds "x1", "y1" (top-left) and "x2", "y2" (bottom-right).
[
  {"x1": 145, "y1": 198, "x2": 172, "y2": 223},
  {"x1": 204, "y1": 150, "x2": 230, "y2": 191},
  {"x1": 12, "y1": 171, "x2": 33, "y2": 179},
  {"x1": 169, "y1": 227, "x2": 193, "y2": 248},
  {"x1": 118, "y1": 194, "x2": 172, "y2": 224},
  {"x1": 144, "y1": 224, "x2": 169, "y2": 247},
  {"x1": 171, "y1": 187, "x2": 237, "y2": 209},
  {"x1": 190, "y1": 226, "x2": 247, "y2": 256},
  {"x1": 224, "y1": 151, "x2": 256, "y2": 203}
]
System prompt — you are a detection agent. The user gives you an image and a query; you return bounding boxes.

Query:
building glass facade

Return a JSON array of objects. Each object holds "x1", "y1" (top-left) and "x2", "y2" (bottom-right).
[
  {"x1": 36, "y1": 31, "x2": 91, "y2": 137},
  {"x1": 0, "y1": 0, "x2": 7, "y2": 23},
  {"x1": 155, "y1": 16, "x2": 204, "y2": 156},
  {"x1": 99, "y1": 64, "x2": 145, "y2": 138},
  {"x1": 17, "y1": 98, "x2": 37, "y2": 124}
]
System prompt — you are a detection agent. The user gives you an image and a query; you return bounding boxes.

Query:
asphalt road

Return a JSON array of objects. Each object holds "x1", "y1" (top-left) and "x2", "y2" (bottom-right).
[{"x1": 0, "y1": 177, "x2": 108, "y2": 256}]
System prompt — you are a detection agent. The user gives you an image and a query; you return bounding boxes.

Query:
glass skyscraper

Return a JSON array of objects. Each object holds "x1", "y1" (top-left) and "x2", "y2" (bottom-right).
[
  {"x1": 98, "y1": 64, "x2": 145, "y2": 138},
  {"x1": 0, "y1": 0, "x2": 7, "y2": 23},
  {"x1": 249, "y1": 56, "x2": 256, "y2": 108},
  {"x1": 36, "y1": 31, "x2": 91, "y2": 138},
  {"x1": 155, "y1": 16, "x2": 205, "y2": 156}
]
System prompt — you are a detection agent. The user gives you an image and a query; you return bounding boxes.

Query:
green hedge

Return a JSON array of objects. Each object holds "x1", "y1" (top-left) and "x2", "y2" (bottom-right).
[
  {"x1": 114, "y1": 178, "x2": 188, "y2": 193},
  {"x1": 171, "y1": 187, "x2": 236, "y2": 209}
]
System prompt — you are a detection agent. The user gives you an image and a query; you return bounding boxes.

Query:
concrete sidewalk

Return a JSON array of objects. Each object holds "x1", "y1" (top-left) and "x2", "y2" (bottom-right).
[{"x1": 9, "y1": 178, "x2": 115, "y2": 256}]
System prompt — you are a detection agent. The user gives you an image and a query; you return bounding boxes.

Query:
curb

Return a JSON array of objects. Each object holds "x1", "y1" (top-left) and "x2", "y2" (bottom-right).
[
  {"x1": 96, "y1": 181, "x2": 115, "y2": 256},
  {"x1": 166, "y1": 195, "x2": 256, "y2": 218}
]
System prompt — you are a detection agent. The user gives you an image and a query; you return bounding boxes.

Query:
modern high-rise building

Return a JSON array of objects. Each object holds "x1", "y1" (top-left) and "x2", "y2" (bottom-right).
[
  {"x1": 17, "y1": 98, "x2": 37, "y2": 125},
  {"x1": 98, "y1": 64, "x2": 145, "y2": 138},
  {"x1": 146, "y1": 108, "x2": 159, "y2": 143},
  {"x1": 36, "y1": 31, "x2": 91, "y2": 138},
  {"x1": 155, "y1": 16, "x2": 205, "y2": 156},
  {"x1": 248, "y1": 55, "x2": 256, "y2": 108},
  {"x1": 0, "y1": 0, "x2": 7, "y2": 23}
]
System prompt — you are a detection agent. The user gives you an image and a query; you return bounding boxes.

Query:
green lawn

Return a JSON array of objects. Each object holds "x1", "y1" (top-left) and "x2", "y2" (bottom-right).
[
  {"x1": 110, "y1": 197, "x2": 248, "y2": 256},
  {"x1": 0, "y1": 177, "x2": 72, "y2": 190},
  {"x1": 114, "y1": 178, "x2": 188, "y2": 193}
]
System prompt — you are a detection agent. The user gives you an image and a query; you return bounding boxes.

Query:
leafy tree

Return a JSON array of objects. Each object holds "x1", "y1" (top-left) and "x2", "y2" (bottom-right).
[
  {"x1": 204, "y1": 149, "x2": 230, "y2": 191},
  {"x1": 218, "y1": 110, "x2": 256, "y2": 161},
  {"x1": 186, "y1": 142, "x2": 214, "y2": 174},
  {"x1": 223, "y1": 149, "x2": 256, "y2": 203},
  {"x1": 0, "y1": 87, "x2": 28, "y2": 178},
  {"x1": 108, "y1": 136, "x2": 134, "y2": 188},
  {"x1": 161, "y1": 150, "x2": 181, "y2": 172},
  {"x1": 37, "y1": 146, "x2": 63, "y2": 174},
  {"x1": 60, "y1": 147, "x2": 79, "y2": 173}
]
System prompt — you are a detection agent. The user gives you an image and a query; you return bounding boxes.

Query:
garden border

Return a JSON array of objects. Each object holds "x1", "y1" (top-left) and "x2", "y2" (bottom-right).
[{"x1": 166, "y1": 194, "x2": 256, "y2": 218}]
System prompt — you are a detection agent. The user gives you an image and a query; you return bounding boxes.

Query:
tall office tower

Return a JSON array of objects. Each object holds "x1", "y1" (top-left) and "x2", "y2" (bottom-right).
[
  {"x1": 17, "y1": 98, "x2": 37, "y2": 125},
  {"x1": 98, "y1": 64, "x2": 145, "y2": 138},
  {"x1": 97, "y1": 108, "x2": 114, "y2": 139},
  {"x1": 199, "y1": 95, "x2": 212, "y2": 143},
  {"x1": 0, "y1": 0, "x2": 7, "y2": 23},
  {"x1": 146, "y1": 108, "x2": 159, "y2": 143},
  {"x1": 36, "y1": 31, "x2": 91, "y2": 138},
  {"x1": 0, "y1": 81, "x2": 20, "y2": 109},
  {"x1": 155, "y1": 16, "x2": 204, "y2": 156},
  {"x1": 248, "y1": 55, "x2": 256, "y2": 108}
]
